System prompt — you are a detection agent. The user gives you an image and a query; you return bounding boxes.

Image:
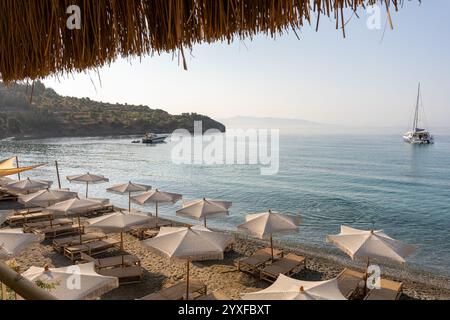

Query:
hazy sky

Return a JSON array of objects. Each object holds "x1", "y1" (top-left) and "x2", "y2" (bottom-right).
[{"x1": 43, "y1": 1, "x2": 450, "y2": 128}]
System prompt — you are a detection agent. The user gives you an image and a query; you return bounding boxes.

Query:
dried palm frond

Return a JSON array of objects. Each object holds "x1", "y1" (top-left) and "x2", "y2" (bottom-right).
[{"x1": 0, "y1": 0, "x2": 409, "y2": 82}]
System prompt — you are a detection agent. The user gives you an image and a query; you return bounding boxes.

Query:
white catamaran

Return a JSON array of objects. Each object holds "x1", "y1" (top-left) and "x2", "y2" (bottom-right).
[{"x1": 403, "y1": 83, "x2": 434, "y2": 145}]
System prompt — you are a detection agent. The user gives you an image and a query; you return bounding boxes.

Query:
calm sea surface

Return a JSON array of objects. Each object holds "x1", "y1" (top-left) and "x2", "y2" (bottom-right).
[{"x1": 1, "y1": 134, "x2": 449, "y2": 275}]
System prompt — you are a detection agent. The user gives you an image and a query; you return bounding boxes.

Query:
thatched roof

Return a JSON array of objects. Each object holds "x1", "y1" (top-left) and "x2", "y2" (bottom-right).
[{"x1": 0, "y1": 0, "x2": 405, "y2": 83}]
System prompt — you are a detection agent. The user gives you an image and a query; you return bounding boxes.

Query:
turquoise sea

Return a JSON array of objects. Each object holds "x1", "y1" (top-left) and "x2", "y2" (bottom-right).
[{"x1": 1, "y1": 133, "x2": 449, "y2": 276}]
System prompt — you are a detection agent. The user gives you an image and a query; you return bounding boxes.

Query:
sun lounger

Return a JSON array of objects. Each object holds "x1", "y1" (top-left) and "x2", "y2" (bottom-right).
[
  {"x1": 36, "y1": 224, "x2": 82, "y2": 240},
  {"x1": 23, "y1": 218, "x2": 73, "y2": 233},
  {"x1": 52, "y1": 233, "x2": 107, "y2": 253},
  {"x1": 364, "y1": 278, "x2": 403, "y2": 300},
  {"x1": 129, "y1": 228, "x2": 160, "y2": 240},
  {"x1": 7, "y1": 211, "x2": 51, "y2": 227},
  {"x1": 80, "y1": 253, "x2": 141, "y2": 268},
  {"x1": 259, "y1": 253, "x2": 306, "y2": 282},
  {"x1": 337, "y1": 268, "x2": 366, "y2": 299},
  {"x1": 80, "y1": 205, "x2": 115, "y2": 218},
  {"x1": 237, "y1": 248, "x2": 283, "y2": 275},
  {"x1": 12, "y1": 207, "x2": 45, "y2": 216},
  {"x1": 129, "y1": 220, "x2": 173, "y2": 240},
  {"x1": 0, "y1": 191, "x2": 18, "y2": 202},
  {"x1": 79, "y1": 253, "x2": 143, "y2": 284},
  {"x1": 138, "y1": 280, "x2": 207, "y2": 300},
  {"x1": 98, "y1": 266, "x2": 144, "y2": 285},
  {"x1": 64, "y1": 239, "x2": 121, "y2": 262},
  {"x1": 196, "y1": 291, "x2": 231, "y2": 300}
]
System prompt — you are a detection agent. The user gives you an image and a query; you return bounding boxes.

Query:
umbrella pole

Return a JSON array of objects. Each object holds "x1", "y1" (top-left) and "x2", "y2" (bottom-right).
[
  {"x1": 15, "y1": 156, "x2": 21, "y2": 181},
  {"x1": 48, "y1": 203, "x2": 53, "y2": 228},
  {"x1": 78, "y1": 215, "x2": 82, "y2": 245},
  {"x1": 121, "y1": 232, "x2": 124, "y2": 268},
  {"x1": 128, "y1": 192, "x2": 131, "y2": 212},
  {"x1": 364, "y1": 257, "x2": 370, "y2": 296},
  {"x1": 85, "y1": 182, "x2": 89, "y2": 198},
  {"x1": 155, "y1": 203, "x2": 159, "y2": 227},
  {"x1": 55, "y1": 161, "x2": 61, "y2": 189},
  {"x1": 270, "y1": 234, "x2": 274, "y2": 262},
  {"x1": 204, "y1": 216, "x2": 207, "y2": 228},
  {"x1": 186, "y1": 260, "x2": 190, "y2": 301}
]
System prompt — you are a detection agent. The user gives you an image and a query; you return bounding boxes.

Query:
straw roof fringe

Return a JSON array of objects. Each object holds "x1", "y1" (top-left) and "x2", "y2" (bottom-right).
[{"x1": 0, "y1": 0, "x2": 406, "y2": 82}]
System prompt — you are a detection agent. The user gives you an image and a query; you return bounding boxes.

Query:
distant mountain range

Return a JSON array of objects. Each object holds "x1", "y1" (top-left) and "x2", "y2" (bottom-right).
[
  {"x1": 220, "y1": 116, "x2": 323, "y2": 129},
  {"x1": 0, "y1": 82, "x2": 225, "y2": 140}
]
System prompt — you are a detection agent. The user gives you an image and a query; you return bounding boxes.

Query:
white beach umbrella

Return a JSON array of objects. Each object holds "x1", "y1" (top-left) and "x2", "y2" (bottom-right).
[
  {"x1": 19, "y1": 189, "x2": 78, "y2": 208},
  {"x1": 142, "y1": 225, "x2": 233, "y2": 300},
  {"x1": 132, "y1": 189, "x2": 182, "y2": 225},
  {"x1": 0, "y1": 177, "x2": 16, "y2": 187},
  {"x1": 22, "y1": 262, "x2": 118, "y2": 300},
  {"x1": 18, "y1": 189, "x2": 79, "y2": 228},
  {"x1": 237, "y1": 210, "x2": 301, "y2": 261},
  {"x1": 0, "y1": 229, "x2": 40, "y2": 260},
  {"x1": 0, "y1": 210, "x2": 14, "y2": 226},
  {"x1": 67, "y1": 173, "x2": 109, "y2": 197},
  {"x1": 176, "y1": 198, "x2": 231, "y2": 227},
  {"x1": 5, "y1": 178, "x2": 53, "y2": 194},
  {"x1": 107, "y1": 181, "x2": 151, "y2": 212},
  {"x1": 47, "y1": 197, "x2": 110, "y2": 244},
  {"x1": 326, "y1": 226, "x2": 417, "y2": 265},
  {"x1": 326, "y1": 226, "x2": 417, "y2": 294},
  {"x1": 242, "y1": 274, "x2": 347, "y2": 300},
  {"x1": 46, "y1": 197, "x2": 109, "y2": 216},
  {"x1": 86, "y1": 211, "x2": 152, "y2": 265}
]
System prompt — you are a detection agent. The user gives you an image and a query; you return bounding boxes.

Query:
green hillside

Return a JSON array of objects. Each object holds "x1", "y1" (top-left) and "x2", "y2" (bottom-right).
[{"x1": 0, "y1": 81, "x2": 225, "y2": 139}]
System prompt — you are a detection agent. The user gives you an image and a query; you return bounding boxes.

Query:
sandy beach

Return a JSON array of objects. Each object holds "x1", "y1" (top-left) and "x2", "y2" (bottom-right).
[{"x1": 8, "y1": 218, "x2": 450, "y2": 301}]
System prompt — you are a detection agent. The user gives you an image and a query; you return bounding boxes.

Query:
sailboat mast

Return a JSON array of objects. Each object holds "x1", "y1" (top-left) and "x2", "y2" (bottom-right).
[{"x1": 413, "y1": 82, "x2": 421, "y2": 131}]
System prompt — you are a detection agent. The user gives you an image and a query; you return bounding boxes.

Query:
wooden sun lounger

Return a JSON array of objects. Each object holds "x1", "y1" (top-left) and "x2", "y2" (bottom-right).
[
  {"x1": 196, "y1": 291, "x2": 231, "y2": 301},
  {"x1": 98, "y1": 266, "x2": 144, "y2": 285},
  {"x1": 12, "y1": 207, "x2": 45, "y2": 216},
  {"x1": 138, "y1": 280, "x2": 207, "y2": 300},
  {"x1": 129, "y1": 220, "x2": 173, "y2": 240},
  {"x1": 337, "y1": 268, "x2": 366, "y2": 299},
  {"x1": 259, "y1": 253, "x2": 306, "y2": 282},
  {"x1": 78, "y1": 205, "x2": 115, "y2": 218},
  {"x1": 23, "y1": 218, "x2": 73, "y2": 233},
  {"x1": 7, "y1": 211, "x2": 51, "y2": 227},
  {"x1": 52, "y1": 233, "x2": 108, "y2": 253},
  {"x1": 364, "y1": 278, "x2": 403, "y2": 300},
  {"x1": 0, "y1": 191, "x2": 18, "y2": 202},
  {"x1": 237, "y1": 248, "x2": 283, "y2": 275},
  {"x1": 64, "y1": 239, "x2": 121, "y2": 262},
  {"x1": 37, "y1": 225, "x2": 82, "y2": 240},
  {"x1": 129, "y1": 228, "x2": 160, "y2": 240},
  {"x1": 80, "y1": 253, "x2": 141, "y2": 269},
  {"x1": 79, "y1": 252, "x2": 143, "y2": 284}
]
